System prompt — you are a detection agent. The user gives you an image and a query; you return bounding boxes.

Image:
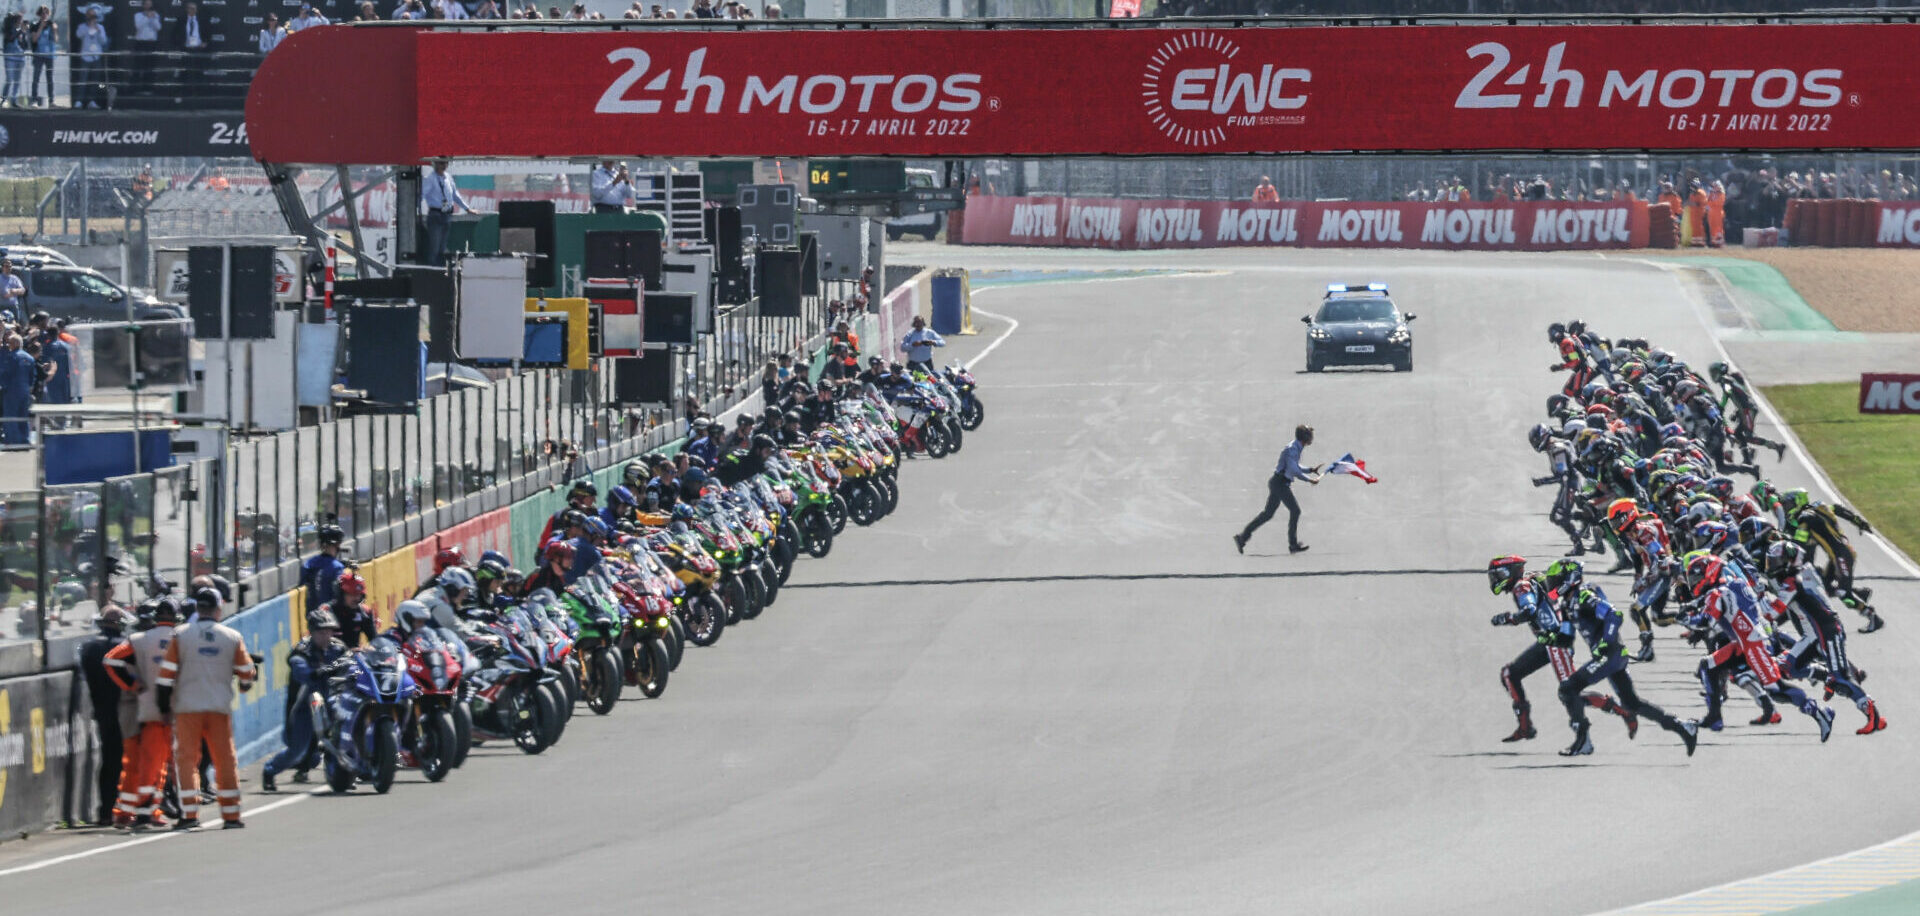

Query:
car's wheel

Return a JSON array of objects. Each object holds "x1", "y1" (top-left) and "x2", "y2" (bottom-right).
[
  {"x1": 887, "y1": 225, "x2": 904, "y2": 241},
  {"x1": 1394, "y1": 354, "x2": 1412, "y2": 372},
  {"x1": 1306, "y1": 356, "x2": 1323, "y2": 373}
]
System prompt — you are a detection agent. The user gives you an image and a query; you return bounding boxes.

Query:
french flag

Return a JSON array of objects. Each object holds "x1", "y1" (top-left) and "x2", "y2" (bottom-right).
[{"x1": 1326, "y1": 453, "x2": 1377, "y2": 484}]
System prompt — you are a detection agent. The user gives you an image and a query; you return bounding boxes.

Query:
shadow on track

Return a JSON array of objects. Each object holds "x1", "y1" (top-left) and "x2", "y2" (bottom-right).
[{"x1": 783, "y1": 568, "x2": 1488, "y2": 590}]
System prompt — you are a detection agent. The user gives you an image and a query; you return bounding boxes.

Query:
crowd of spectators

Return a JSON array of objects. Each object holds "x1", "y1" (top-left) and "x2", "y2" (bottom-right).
[
  {"x1": 1156, "y1": 0, "x2": 1887, "y2": 17},
  {"x1": 0, "y1": 280, "x2": 81, "y2": 448}
]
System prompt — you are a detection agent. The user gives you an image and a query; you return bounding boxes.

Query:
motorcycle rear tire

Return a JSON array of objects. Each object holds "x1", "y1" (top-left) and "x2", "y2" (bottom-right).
[
  {"x1": 828, "y1": 493, "x2": 849, "y2": 535},
  {"x1": 451, "y1": 702, "x2": 474, "y2": 767},
  {"x1": 687, "y1": 594, "x2": 725, "y2": 647},
  {"x1": 543, "y1": 682, "x2": 570, "y2": 744},
  {"x1": 324, "y1": 751, "x2": 355, "y2": 794},
  {"x1": 665, "y1": 615, "x2": 687, "y2": 670},
  {"x1": 421, "y1": 709, "x2": 457, "y2": 783},
  {"x1": 637, "y1": 639, "x2": 670, "y2": 699},
  {"x1": 925, "y1": 425, "x2": 951, "y2": 459},
  {"x1": 587, "y1": 649, "x2": 623, "y2": 716},
  {"x1": 961, "y1": 398, "x2": 984, "y2": 431},
  {"x1": 371, "y1": 720, "x2": 399, "y2": 795}
]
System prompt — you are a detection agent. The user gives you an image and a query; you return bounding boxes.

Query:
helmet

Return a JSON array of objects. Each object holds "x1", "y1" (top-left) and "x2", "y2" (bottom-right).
[
  {"x1": 751, "y1": 434, "x2": 778, "y2": 452},
  {"x1": 1684, "y1": 498, "x2": 1723, "y2": 527},
  {"x1": 1545, "y1": 394, "x2": 1570, "y2": 417},
  {"x1": 1692, "y1": 520, "x2": 1731, "y2": 552},
  {"x1": 1703, "y1": 476, "x2": 1736, "y2": 502},
  {"x1": 1738, "y1": 516, "x2": 1778, "y2": 551},
  {"x1": 316, "y1": 522, "x2": 345, "y2": 547},
  {"x1": 95, "y1": 606, "x2": 136, "y2": 635},
  {"x1": 1542, "y1": 558, "x2": 1584, "y2": 596},
  {"x1": 437, "y1": 566, "x2": 476, "y2": 595},
  {"x1": 1684, "y1": 551, "x2": 1723, "y2": 597},
  {"x1": 1486, "y1": 556, "x2": 1527, "y2": 596},
  {"x1": 1708, "y1": 361, "x2": 1730, "y2": 382},
  {"x1": 624, "y1": 460, "x2": 649, "y2": 487},
  {"x1": 395, "y1": 600, "x2": 434, "y2": 633},
  {"x1": 1547, "y1": 322, "x2": 1567, "y2": 342},
  {"x1": 1606, "y1": 498, "x2": 1640, "y2": 534},
  {"x1": 1674, "y1": 379, "x2": 1701, "y2": 402},
  {"x1": 474, "y1": 556, "x2": 511, "y2": 582},
  {"x1": 1763, "y1": 540, "x2": 1805, "y2": 580},
  {"x1": 434, "y1": 546, "x2": 467, "y2": 575},
  {"x1": 1567, "y1": 319, "x2": 1587, "y2": 336},
  {"x1": 480, "y1": 549, "x2": 511, "y2": 569},
  {"x1": 567, "y1": 479, "x2": 598, "y2": 502},
  {"x1": 562, "y1": 509, "x2": 590, "y2": 531},
  {"x1": 784, "y1": 410, "x2": 803, "y2": 425},
  {"x1": 544, "y1": 539, "x2": 576, "y2": 567},
  {"x1": 684, "y1": 467, "x2": 709, "y2": 487},
  {"x1": 1583, "y1": 414, "x2": 1608, "y2": 431},
  {"x1": 1621, "y1": 361, "x2": 1647, "y2": 383},
  {"x1": 1580, "y1": 382, "x2": 1605, "y2": 402},
  {"x1": 608, "y1": 485, "x2": 639, "y2": 508},
  {"x1": 1781, "y1": 488, "x2": 1811, "y2": 515},
  {"x1": 336, "y1": 571, "x2": 367, "y2": 600},
  {"x1": 1659, "y1": 422, "x2": 1686, "y2": 441},
  {"x1": 670, "y1": 503, "x2": 697, "y2": 522},
  {"x1": 141, "y1": 597, "x2": 182, "y2": 625},
  {"x1": 1526, "y1": 424, "x2": 1553, "y2": 453},
  {"x1": 306, "y1": 608, "x2": 340, "y2": 631},
  {"x1": 1585, "y1": 403, "x2": 1614, "y2": 420},
  {"x1": 1749, "y1": 480, "x2": 1779, "y2": 508},
  {"x1": 582, "y1": 517, "x2": 612, "y2": 543}
]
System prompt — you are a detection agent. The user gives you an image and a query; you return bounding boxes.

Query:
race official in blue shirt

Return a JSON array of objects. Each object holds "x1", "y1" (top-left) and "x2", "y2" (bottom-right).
[
  {"x1": 420, "y1": 159, "x2": 473, "y2": 267},
  {"x1": 1235, "y1": 424, "x2": 1322, "y2": 555},
  {"x1": 899, "y1": 315, "x2": 945, "y2": 374}
]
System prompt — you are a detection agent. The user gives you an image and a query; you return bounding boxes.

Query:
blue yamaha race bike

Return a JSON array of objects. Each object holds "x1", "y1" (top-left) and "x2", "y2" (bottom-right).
[{"x1": 311, "y1": 636, "x2": 419, "y2": 795}]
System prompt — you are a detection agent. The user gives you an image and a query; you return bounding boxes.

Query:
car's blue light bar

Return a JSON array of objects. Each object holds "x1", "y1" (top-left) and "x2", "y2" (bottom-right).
[{"x1": 1325, "y1": 282, "x2": 1390, "y2": 294}]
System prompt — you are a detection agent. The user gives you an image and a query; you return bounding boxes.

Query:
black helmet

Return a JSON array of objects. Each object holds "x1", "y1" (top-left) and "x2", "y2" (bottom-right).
[
  {"x1": 623, "y1": 460, "x2": 648, "y2": 486},
  {"x1": 1547, "y1": 322, "x2": 1567, "y2": 342},
  {"x1": 306, "y1": 608, "x2": 340, "y2": 631},
  {"x1": 1567, "y1": 319, "x2": 1587, "y2": 336},
  {"x1": 562, "y1": 509, "x2": 590, "y2": 530},
  {"x1": 1546, "y1": 393, "x2": 1569, "y2": 417},
  {"x1": 751, "y1": 434, "x2": 778, "y2": 452},
  {"x1": 1487, "y1": 555, "x2": 1527, "y2": 595},
  {"x1": 568, "y1": 479, "x2": 598, "y2": 501},
  {"x1": 784, "y1": 410, "x2": 803, "y2": 425},
  {"x1": 1526, "y1": 423, "x2": 1553, "y2": 454},
  {"x1": 316, "y1": 522, "x2": 345, "y2": 546}
]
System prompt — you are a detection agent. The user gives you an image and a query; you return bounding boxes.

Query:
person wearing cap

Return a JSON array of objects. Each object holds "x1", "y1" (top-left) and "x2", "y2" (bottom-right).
[
  {"x1": 300, "y1": 522, "x2": 347, "y2": 608},
  {"x1": 689, "y1": 419, "x2": 726, "y2": 467},
  {"x1": 79, "y1": 605, "x2": 135, "y2": 825},
  {"x1": 820, "y1": 343, "x2": 855, "y2": 386},
  {"x1": 261, "y1": 608, "x2": 347, "y2": 792},
  {"x1": 677, "y1": 465, "x2": 710, "y2": 503},
  {"x1": 899, "y1": 314, "x2": 945, "y2": 375},
  {"x1": 157, "y1": 588, "x2": 255, "y2": 829},
  {"x1": 103, "y1": 598, "x2": 180, "y2": 829}
]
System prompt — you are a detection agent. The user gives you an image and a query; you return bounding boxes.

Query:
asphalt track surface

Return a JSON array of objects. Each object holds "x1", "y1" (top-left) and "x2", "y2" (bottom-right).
[{"x1": 4, "y1": 246, "x2": 1918, "y2": 916}]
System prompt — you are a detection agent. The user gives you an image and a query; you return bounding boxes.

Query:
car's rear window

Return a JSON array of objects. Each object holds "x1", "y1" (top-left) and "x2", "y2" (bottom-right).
[{"x1": 1317, "y1": 299, "x2": 1396, "y2": 323}]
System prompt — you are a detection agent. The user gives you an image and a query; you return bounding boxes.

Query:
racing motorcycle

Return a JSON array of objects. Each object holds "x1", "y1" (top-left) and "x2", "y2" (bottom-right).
[
  {"x1": 312, "y1": 636, "x2": 417, "y2": 794},
  {"x1": 647, "y1": 528, "x2": 727, "y2": 647},
  {"x1": 398, "y1": 628, "x2": 463, "y2": 783},
  {"x1": 562, "y1": 582, "x2": 626, "y2": 715},
  {"x1": 465, "y1": 613, "x2": 563, "y2": 755},
  {"x1": 946, "y1": 364, "x2": 984, "y2": 431},
  {"x1": 612, "y1": 579, "x2": 673, "y2": 699}
]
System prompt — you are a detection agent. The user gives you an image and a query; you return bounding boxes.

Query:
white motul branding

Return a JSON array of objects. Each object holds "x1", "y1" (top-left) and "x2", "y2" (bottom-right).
[
  {"x1": 1214, "y1": 207, "x2": 1299, "y2": 243},
  {"x1": 1455, "y1": 41, "x2": 1843, "y2": 110},
  {"x1": 1134, "y1": 207, "x2": 1204, "y2": 244},
  {"x1": 1010, "y1": 203, "x2": 1058, "y2": 238},
  {"x1": 1529, "y1": 208, "x2": 1631, "y2": 245},
  {"x1": 1878, "y1": 208, "x2": 1920, "y2": 245},
  {"x1": 1861, "y1": 379, "x2": 1920, "y2": 412},
  {"x1": 1065, "y1": 204, "x2": 1123, "y2": 243},
  {"x1": 1419, "y1": 209, "x2": 1516, "y2": 245},
  {"x1": 595, "y1": 47, "x2": 984, "y2": 116},
  {"x1": 1316, "y1": 208, "x2": 1403, "y2": 244}
]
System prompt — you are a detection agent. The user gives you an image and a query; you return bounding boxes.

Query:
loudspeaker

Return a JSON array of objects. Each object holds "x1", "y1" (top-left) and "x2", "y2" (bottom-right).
[
  {"x1": 186, "y1": 246, "x2": 224, "y2": 339},
  {"x1": 715, "y1": 207, "x2": 744, "y2": 276},
  {"x1": 798, "y1": 232, "x2": 820, "y2": 296},
  {"x1": 499, "y1": 200, "x2": 557, "y2": 287},
  {"x1": 642, "y1": 292, "x2": 697, "y2": 346},
  {"x1": 612, "y1": 353, "x2": 673, "y2": 405},
  {"x1": 227, "y1": 246, "x2": 278, "y2": 340},
  {"x1": 756, "y1": 248, "x2": 802, "y2": 319},
  {"x1": 346, "y1": 304, "x2": 424, "y2": 405},
  {"x1": 584, "y1": 230, "x2": 665, "y2": 290},
  {"x1": 332, "y1": 276, "x2": 412, "y2": 302},
  {"x1": 394, "y1": 265, "x2": 454, "y2": 363}
]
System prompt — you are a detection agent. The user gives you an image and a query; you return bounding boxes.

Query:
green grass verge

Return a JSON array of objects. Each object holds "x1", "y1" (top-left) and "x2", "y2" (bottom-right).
[{"x1": 1764, "y1": 382, "x2": 1920, "y2": 562}]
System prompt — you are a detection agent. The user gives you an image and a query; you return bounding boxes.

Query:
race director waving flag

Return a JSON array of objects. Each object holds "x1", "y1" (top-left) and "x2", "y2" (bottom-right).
[{"x1": 1325, "y1": 452, "x2": 1377, "y2": 484}]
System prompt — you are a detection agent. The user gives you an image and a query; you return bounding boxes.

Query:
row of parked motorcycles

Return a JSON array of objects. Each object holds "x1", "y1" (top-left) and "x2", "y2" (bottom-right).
[{"x1": 306, "y1": 365, "x2": 985, "y2": 793}]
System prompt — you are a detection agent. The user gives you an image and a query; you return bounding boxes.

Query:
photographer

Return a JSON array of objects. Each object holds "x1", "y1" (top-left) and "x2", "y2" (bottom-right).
[{"x1": 590, "y1": 160, "x2": 633, "y2": 214}]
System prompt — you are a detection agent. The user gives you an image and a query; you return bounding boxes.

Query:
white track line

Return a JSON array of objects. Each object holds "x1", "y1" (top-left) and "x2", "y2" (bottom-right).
[{"x1": 0, "y1": 792, "x2": 311, "y2": 879}]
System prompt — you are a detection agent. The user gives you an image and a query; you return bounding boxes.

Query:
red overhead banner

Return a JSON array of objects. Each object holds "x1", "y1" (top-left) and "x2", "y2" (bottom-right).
[
  {"x1": 956, "y1": 197, "x2": 1650, "y2": 251},
  {"x1": 248, "y1": 23, "x2": 1920, "y2": 164}
]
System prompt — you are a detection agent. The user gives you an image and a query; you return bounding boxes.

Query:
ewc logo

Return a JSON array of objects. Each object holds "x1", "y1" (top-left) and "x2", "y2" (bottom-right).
[{"x1": 1140, "y1": 32, "x2": 1311, "y2": 148}]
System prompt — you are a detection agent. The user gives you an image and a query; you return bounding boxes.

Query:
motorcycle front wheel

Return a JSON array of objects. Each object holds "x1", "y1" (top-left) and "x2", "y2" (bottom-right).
[
  {"x1": 802, "y1": 511, "x2": 835, "y2": 558},
  {"x1": 720, "y1": 576, "x2": 748, "y2": 624},
  {"x1": 848, "y1": 481, "x2": 881, "y2": 527},
  {"x1": 961, "y1": 398, "x2": 984, "y2": 431},
  {"x1": 513, "y1": 688, "x2": 555, "y2": 755},
  {"x1": 739, "y1": 567, "x2": 766, "y2": 621},
  {"x1": 586, "y1": 649, "x2": 623, "y2": 715},
  {"x1": 636, "y1": 639, "x2": 670, "y2": 699},
  {"x1": 686, "y1": 594, "x2": 725, "y2": 647},
  {"x1": 371, "y1": 719, "x2": 400, "y2": 795},
  {"x1": 420, "y1": 709, "x2": 457, "y2": 783},
  {"x1": 759, "y1": 558, "x2": 781, "y2": 606},
  {"x1": 665, "y1": 615, "x2": 687, "y2": 669},
  {"x1": 451, "y1": 701, "x2": 474, "y2": 767},
  {"x1": 924, "y1": 425, "x2": 951, "y2": 459},
  {"x1": 827, "y1": 493, "x2": 849, "y2": 534}
]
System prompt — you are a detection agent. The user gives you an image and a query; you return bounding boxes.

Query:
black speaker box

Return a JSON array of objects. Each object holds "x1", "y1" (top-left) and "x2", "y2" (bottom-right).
[
  {"x1": 393, "y1": 265, "x2": 454, "y2": 363},
  {"x1": 715, "y1": 206, "x2": 744, "y2": 276},
  {"x1": 499, "y1": 200, "x2": 557, "y2": 287},
  {"x1": 186, "y1": 246, "x2": 224, "y2": 339},
  {"x1": 756, "y1": 248, "x2": 802, "y2": 319},
  {"x1": 612, "y1": 353, "x2": 674, "y2": 405},
  {"x1": 584, "y1": 229, "x2": 665, "y2": 291},
  {"x1": 346, "y1": 304, "x2": 424, "y2": 405},
  {"x1": 332, "y1": 276, "x2": 413, "y2": 302},
  {"x1": 642, "y1": 292, "x2": 697, "y2": 346},
  {"x1": 797, "y1": 232, "x2": 820, "y2": 296}
]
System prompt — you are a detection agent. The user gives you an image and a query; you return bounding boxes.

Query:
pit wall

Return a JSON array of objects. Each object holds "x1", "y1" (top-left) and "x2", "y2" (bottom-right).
[{"x1": 955, "y1": 196, "x2": 1654, "y2": 252}]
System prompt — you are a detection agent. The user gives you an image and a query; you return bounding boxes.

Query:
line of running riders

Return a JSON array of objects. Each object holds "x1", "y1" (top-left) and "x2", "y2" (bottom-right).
[
  {"x1": 1483, "y1": 320, "x2": 1888, "y2": 758},
  {"x1": 247, "y1": 364, "x2": 983, "y2": 797}
]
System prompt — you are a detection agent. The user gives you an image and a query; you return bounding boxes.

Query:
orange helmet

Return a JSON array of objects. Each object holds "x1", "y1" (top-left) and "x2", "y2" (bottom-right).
[
  {"x1": 1606, "y1": 498, "x2": 1640, "y2": 534},
  {"x1": 336, "y1": 570, "x2": 367, "y2": 601}
]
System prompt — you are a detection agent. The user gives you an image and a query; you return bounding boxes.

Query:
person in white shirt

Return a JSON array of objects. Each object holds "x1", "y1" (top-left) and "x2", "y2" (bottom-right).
[
  {"x1": 131, "y1": 0, "x2": 161, "y2": 96},
  {"x1": 589, "y1": 160, "x2": 631, "y2": 214},
  {"x1": 71, "y1": 9, "x2": 106, "y2": 108},
  {"x1": 393, "y1": 0, "x2": 426, "y2": 19},
  {"x1": 435, "y1": 0, "x2": 469, "y2": 19},
  {"x1": 288, "y1": 2, "x2": 329, "y2": 30},
  {"x1": 420, "y1": 159, "x2": 473, "y2": 267},
  {"x1": 258, "y1": 13, "x2": 284, "y2": 53}
]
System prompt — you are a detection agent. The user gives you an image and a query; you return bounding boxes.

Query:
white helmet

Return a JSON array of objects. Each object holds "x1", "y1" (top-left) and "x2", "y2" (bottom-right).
[{"x1": 395, "y1": 599, "x2": 434, "y2": 633}]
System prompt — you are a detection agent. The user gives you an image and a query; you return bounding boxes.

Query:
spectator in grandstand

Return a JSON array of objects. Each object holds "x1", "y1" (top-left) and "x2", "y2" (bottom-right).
[
  {"x1": 1252, "y1": 176, "x2": 1279, "y2": 202},
  {"x1": 475, "y1": 0, "x2": 504, "y2": 16},
  {"x1": 353, "y1": 1, "x2": 380, "y2": 20},
  {"x1": 394, "y1": 0, "x2": 427, "y2": 19},
  {"x1": 130, "y1": 0, "x2": 160, "y2": 98},
  {"x1": 258, "y1": 14, "x2": 285, "y2": 54},
  {"x1": 289, "y1": 2, "x2": 329, "y2": 29},
  {"x1": 70, "y1": 8, "x2": 105, "y2": 108},
  {"x1": 421, "y1": 159, "x2": 473, "y2": 267},
  {"x1": 171, "y1": 2, "x2": 209, "y2": 98},
  {"x1": 27, "y1": 6, "x2": 54, "y2": 108},
  {"x1": 763, "y1": 3, "x2": 782, "y2": 17},
  {"x1": 436, "y1": 0, "x2": 470, "y2": 19},
  {"x1": 2, "y1": 14, "x2": 24, "y2": 108},
  {"x1": 691, "y1": 0, "x2": 717, "y2": 17}
]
